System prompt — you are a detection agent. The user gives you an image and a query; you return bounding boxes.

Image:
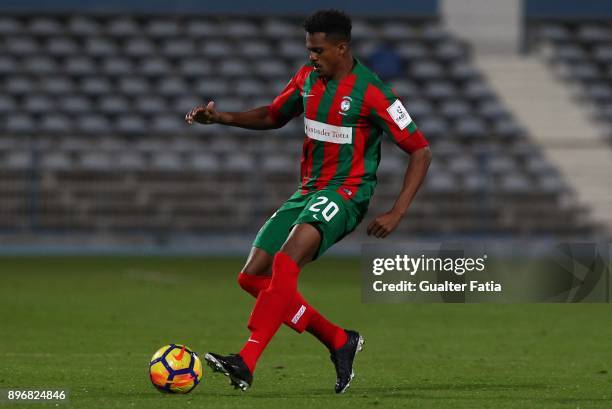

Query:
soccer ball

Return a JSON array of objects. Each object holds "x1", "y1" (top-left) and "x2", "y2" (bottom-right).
[{"x1": 149, "y1": 344, "x2": 203, "y2": 393}]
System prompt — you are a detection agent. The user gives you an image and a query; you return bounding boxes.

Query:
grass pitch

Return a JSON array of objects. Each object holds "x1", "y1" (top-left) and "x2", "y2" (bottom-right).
[{"x1": 1, "y1": 256, "x2": 611, "y2": 408}]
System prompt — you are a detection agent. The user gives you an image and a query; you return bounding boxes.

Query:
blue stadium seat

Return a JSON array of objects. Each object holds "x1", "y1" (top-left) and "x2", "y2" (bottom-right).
[
  {"x1": 152, "y1": 116, "x2": 183, "y2": 133},
  {"x1": 238, "y1": 40, "x2": 272, "y2": 58},
  {"x1": 41, "y1": 114, "x2": 72, "y2": 133},
  {"x1": 179, "y1": 58, "x2": 214, "y2": 77},
  {"x1": 5, "y1": 151, "x2": 33, "y2": 169},
  {"x1": 102, "y1": 57, "x2": 135, "y2": 76},
  {"x1": 107, "y1": 18, "x2": 141, "y2": 37},
  {"x1": 46, "y1": 37, "x2": 80, "y2": 56},
  {"x1": 6, "y1": 115, "x2": 36, "y2": 133},
  {"x1": 202, "y1": 40, "x2": 233, "y2": 58},
  {"x1": 80, "y1": 152, "x2": 112, "y2": 170},
  {"x1": 157, "y1": 77, "x2": 189, "y2": 97},
  {"x1": 6, "y1": 37, "x2": 39, "y2": 56},
  {"x1": 64, "y1": 56, "x2": 97, "y2": 75},
  {"x1": 396, "y1": 43, "x2": 428, "y2": 60},
  {"x1": 140, "y1": 58, "x2": 172, "y2": 77},
  {"x1": 24, "y1": 56, "x2": 58, "y2": 74},
  {"x1": 537, "y1": 24, "x2": 570, "y2": 42},
  {"x1": 380, "y1": 23, "x2": 417, "y2": 41},
  {"x1": 135, "y1": 96, "x2": 167, "y2": 115},
  {"x1": 280, "y1": 40, "x2": 307, "y2": 59},
  {"x1": 116, "y1": 152, "x2": 146, "y2": 170},
  {"x1": 440, "y1": 100, "x2": 472, "y2": 120},
  {"x1": 435, "y1": 41, "x2": 466, "y2": 62},
  {"x1": 117, "y1": 115, "x2": 147, "y2": 134},
  {"x1": 0, "y1": 56, "x2": 18, "y2": 74},
  {"x1": 223, "y1": 20, "x2": 259, "y2": 38},
  {"x1": 68, "y1": 16, "x2": 100, "y2": 36},
  {"x1": 124, "y1": 38, "x2": 156, "y2": 57},
  {"x1": 81, "y1": 77, "x2": 113, "y2": 96},
  {"x1": 263, "y1": 19, "x2": 295, "y2": 38},
  {"x1": 146, "y1": 19, "x2": 181, "y2": 38},
  {"x1": 152, "y1": 152, "x2": 184, "y2": 171},
  {"x1": 161, "y1": 39, "x2": 196, "y2": 58},
  {"x1": 98, "y1": 95, "x2": 131, "y2": 114},
  {"x1": 41, "y1": 152, "x2": 72, "y2": 170},
  {"x1": 0, "y1": 17, "x2": 22, "y2": 35},
  {"x1": 5, "y1": 76, "x2": 35, "y2": 95},
  {"x1": 29, "y1": 17, "x2": 63, "y2": 36},
  {"x1": 0, "y1": 95, "x2": 17, "y2": 113},
  {"x1": 41, "y1": 76, "x2": 75, "y2": 95},
  {"x1": 411, "y1": 61, "x2": 445, "y2": 80},
  {"x1": 78, "y1": 114, "x2": 112, "y2": 134},
  {"x1": 190, "y1": 153, "x2": 220, "y2": 172},
  {"x1": 351, "y1": 20, "x2": 376, "y2": 41},
  {"x1": 577, "y1": 24, "x2": 612, "y2": 44},
  {"x1": 60, "y1": 96, "x2": 93, "y2": 114},
  {"x1": 118, "y1": 77, "x2": 150, "y2": 95},
  {"x1": 85, "y1": 37, "x2": 118, "y2": 57},
  {"x1": 24, "y1": 95, "x2": 53, "y2": 113},
  {"x1": 186, "y1": 19, "x2": 219, "y2": 38}
]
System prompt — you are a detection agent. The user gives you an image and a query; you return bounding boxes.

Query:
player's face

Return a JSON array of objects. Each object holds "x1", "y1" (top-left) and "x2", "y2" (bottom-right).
[{"x1": 306, "y1": 32, "x2": 346, "y2": 78}]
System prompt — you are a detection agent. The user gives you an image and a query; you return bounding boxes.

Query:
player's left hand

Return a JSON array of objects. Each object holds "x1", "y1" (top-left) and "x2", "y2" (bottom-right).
[{"x1": 366, "y1": 210, "x2": 403, "y2": 238}]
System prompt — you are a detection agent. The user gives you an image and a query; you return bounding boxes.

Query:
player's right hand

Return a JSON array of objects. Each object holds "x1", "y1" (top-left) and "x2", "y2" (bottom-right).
[{"x1": 185, "y1": 101, "x2": 219, "y2": 125}]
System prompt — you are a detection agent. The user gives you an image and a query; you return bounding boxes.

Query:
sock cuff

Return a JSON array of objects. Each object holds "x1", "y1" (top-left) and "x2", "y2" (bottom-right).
[
  {"x1": 237, "y1": 272, "x2": 271, "y2": 297},
  {"x1": 273, "y1": 251, "x2": 301, "y2": 276}
]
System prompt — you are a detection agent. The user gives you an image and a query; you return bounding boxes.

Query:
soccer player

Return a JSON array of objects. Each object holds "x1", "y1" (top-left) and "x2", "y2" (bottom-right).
[{"x1": 185, "y1": 10, "x2": 431, "y2": 393}]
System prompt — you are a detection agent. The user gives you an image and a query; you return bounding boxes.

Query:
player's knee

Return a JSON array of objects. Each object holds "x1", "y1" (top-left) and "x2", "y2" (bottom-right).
[{"x1": 237, "y1": 272, "x2": 270, "y2": 298}]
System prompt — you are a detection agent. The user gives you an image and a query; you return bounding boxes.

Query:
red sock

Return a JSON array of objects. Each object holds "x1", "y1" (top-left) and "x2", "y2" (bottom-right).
[
  {"x1": 306, "y1": 312, "x2": 348, "y2": 351},
  {"x1": 237, "y1": 272, "x2": 347, "y2": 351},
  {"x1": 239, "y1": 252, "x2": 300, "y2": 372},
  {"x1": 237, "y1": 273, "x2": 271, "y2": 297}
]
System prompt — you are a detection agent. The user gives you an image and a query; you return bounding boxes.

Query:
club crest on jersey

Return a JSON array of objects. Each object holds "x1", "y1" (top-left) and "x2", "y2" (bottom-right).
[{"x1": 339, "y1": 96, "x2": 352, "y2": 115}]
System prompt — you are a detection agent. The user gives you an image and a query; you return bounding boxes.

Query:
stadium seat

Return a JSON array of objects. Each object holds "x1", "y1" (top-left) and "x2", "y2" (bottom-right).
[
  {"x1": 68, "y1": 16, "x2": 101, "y2": 35},
  {"x1": 146, "y1": 19, "x2": 181, "y2": 38},
  {"x1": 223, "y1": 20, "x2": 259, "y2": 38},
  {"x1": 6, "y1": 115, "x2": 36, "y2": 133},
  {"x1": 124, "y1": 38, "x2": 156, "y2": 57},
  {"x1": 186, "y1": 19, "x2": 219, "y2": 38},
  {"x1": 85, "y1": 37, "x2": 118, "y2": 57},
  {"x1": 29, "y1": 17, "x2": 63, "y2": 35},
  {"x1": 103, "y1": 57, "x2": 135, "y2": 76},
  {"x1": 98, "y1": 95, "x2": 131, "y2": 114},
  {"x1": 107, "y1": 17, "x2": 141, "y2": 37},
  {"x1": 160, "y1": 39, "x2": 196, "y2": 58},
  {"x1": 23, "y1": 56, "x2": 58, "y2": 74},
  {"x1": 41, "y1": 152, "x2": 72, "y2": 170},
  {"x1": 64, "y1": 56, "x2": 97, "y2": 75},
  {"x1": 41, "y1": 114, "x2": 72, "y2": 133},
  {"x1": 0, "y1": 95, "x2": 17, "y2": 113},
  {"x1": 6, "y1": 37, "x2": 39, "y2": 56},
  {"x1": 238, "y1": 40, "x2": 273, "y2": 59},
  {"x1": 0, "y1": 17, "x2": 22, "y2": 35},
  {"x1": 262, "y1": 19, "x2": 295, "y2": 38},
  {"x1": 46, "y1": 37, "x2": 80, "y2": 56}
]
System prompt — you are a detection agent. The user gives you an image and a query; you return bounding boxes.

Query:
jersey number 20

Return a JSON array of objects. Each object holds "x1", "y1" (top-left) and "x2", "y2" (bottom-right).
[{"x1": 308, "y1": 196, "x2": 339, "y2": 222}]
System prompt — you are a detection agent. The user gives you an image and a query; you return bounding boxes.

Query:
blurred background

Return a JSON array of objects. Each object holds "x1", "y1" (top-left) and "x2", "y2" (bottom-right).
[{"x1": 0, "y1": 0, "x2": 610, "y2": 255}]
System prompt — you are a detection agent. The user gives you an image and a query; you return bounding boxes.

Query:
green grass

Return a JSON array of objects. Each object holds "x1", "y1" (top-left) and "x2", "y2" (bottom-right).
[{"x1": 1, "y1": 256, "x2": 611, "y2": 408}]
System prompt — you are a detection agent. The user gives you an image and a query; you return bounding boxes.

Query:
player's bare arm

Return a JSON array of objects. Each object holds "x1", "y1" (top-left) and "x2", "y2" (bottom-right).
[
  {"x1": 185, "y1": 101, "x2": 284, "y2": 130},
  {"x1": 367, "y1": 146, "x2": 432, "y2": 238}
]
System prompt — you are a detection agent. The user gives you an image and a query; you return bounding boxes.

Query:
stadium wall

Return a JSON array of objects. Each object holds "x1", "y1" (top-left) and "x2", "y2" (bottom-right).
[
  {"x1": 525, "y1": 0, "x2": 612, "y2": 19},
  {"x1": 0, "y1": 0, "x2": 439, "y2": 16}
]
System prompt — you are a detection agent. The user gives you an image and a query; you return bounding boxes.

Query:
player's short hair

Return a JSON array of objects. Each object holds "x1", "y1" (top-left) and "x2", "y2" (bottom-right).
[{"x1": 303, "y1": 9, "x2": 352, "y2": 43}]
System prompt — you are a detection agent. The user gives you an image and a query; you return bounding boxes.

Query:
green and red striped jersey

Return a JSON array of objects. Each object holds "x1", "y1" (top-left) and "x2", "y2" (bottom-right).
[{"x1": 268, "y1": 59, "x2": 428, "y2": 204}]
